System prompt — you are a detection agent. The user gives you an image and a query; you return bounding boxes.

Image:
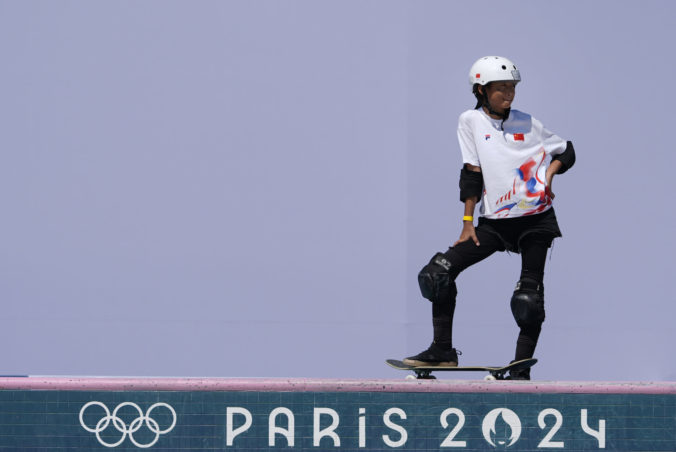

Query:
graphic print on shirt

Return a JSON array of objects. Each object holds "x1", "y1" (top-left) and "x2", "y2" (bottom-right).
[{"x1": 494, "y1": 149, "x2": 551, "y2": 217}]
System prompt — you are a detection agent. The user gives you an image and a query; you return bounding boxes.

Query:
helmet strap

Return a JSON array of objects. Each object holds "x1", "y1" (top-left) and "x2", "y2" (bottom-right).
[{"x1": 479, "y1": 83, "x2": 510, "y2": 131}]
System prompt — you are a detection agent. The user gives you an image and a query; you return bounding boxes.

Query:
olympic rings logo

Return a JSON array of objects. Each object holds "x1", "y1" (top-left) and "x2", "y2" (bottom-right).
[{"x1": 79, "y1": 401, "x2": 176, "y2": 448}]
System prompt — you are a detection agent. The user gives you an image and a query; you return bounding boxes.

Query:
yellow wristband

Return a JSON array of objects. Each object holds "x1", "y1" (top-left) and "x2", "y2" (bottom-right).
[{"x1": 462, "y1": 216, "x2": 474, "y2": 222}]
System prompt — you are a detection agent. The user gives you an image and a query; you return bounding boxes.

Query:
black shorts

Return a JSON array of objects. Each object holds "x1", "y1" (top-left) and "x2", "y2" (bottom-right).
[{"x1": 476, "y1": 207, "x2": 562, "y2": 253}]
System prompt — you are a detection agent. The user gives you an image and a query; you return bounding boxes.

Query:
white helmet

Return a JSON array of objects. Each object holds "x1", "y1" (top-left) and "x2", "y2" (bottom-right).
[{"x1": 469, "y1": 56, "x2": 521, "y2": 88}]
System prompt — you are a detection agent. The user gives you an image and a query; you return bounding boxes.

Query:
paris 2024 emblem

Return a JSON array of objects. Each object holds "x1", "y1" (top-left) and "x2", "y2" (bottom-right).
[{"x1": 482, "y1": 408, "x2": 522, "y2": 448}]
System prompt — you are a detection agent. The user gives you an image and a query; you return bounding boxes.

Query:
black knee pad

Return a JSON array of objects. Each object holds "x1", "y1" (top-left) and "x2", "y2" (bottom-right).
[
  {"x1": 510, "y1": 278, "x2": 545, "y2": 329},
  {"x1": 418, "y1": 253, "x2": 457, "y2": 303}
]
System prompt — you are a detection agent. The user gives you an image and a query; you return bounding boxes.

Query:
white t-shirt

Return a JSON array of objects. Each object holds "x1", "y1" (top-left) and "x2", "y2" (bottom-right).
[{"x1": 457, "y1": 108, "x2": 567, "y2": 219}]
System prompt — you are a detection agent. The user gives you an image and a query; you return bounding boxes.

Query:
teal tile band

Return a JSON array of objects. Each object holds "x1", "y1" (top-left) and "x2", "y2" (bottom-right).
[{"x1": 1, "y1": 377, "x2": 674, "y2": 451}]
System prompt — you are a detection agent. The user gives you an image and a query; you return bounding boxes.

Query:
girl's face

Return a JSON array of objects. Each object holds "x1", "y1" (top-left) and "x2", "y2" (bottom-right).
[{"x1": 481, "y1": 81, "x2": 516, "y2": 115}]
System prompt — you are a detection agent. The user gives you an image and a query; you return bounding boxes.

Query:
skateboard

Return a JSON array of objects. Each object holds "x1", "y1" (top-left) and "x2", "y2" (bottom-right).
[{"x1": 386, "y1": 358, "x2": 537, "y2": 380}]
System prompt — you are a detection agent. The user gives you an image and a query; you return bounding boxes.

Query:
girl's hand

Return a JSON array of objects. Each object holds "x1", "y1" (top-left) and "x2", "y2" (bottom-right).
[
  {"x1": 545, "y1": 174, "x2": 555, "y2": 200},
  {"x1": 454, "y1": 222, "x2": 480, "y2": 247}
]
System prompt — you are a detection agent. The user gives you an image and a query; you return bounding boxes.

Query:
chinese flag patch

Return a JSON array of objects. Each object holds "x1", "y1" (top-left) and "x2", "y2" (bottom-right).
[{"x1": 514, "y1": 133, "x2": 525, "y2": 141}]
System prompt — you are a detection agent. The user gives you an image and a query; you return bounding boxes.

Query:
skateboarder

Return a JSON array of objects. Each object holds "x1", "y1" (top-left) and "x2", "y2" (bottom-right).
[{"x1": 404, "y1": 56, "x2": 576, "y2": 380}]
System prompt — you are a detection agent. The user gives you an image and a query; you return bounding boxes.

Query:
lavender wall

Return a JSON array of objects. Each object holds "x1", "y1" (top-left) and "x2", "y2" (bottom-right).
[{"x1": 1, "y1": 1, "x2": 674, "y2": 380}]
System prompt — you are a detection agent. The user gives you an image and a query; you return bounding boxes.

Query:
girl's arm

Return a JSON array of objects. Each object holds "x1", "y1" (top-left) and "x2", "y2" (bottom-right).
[
  {"x1": 545, "y1": 159, "x2": 563, "y2": 199},
  {"x1": 454, "y1": 197, "x2": 481, "y2": 247},
  {"x1": 454, "y1": 164, "x2": 482, "y2": 247},
  {"x1": 546, "y1": 140, "x2": 575, "y2": 200}
]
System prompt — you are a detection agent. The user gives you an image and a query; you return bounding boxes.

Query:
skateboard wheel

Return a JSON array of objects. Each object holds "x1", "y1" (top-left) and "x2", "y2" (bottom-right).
[
  {"x1": 405, "y1": 374, "x2": 416, "y2": 380},
  {"x1": 484, "y1": 375, "x2": 497, "y2": 381}
]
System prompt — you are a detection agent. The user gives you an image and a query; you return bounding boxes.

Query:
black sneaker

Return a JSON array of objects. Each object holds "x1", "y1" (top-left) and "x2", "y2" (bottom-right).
[
  {"x1": 506, "y1": 367, "x2": 531, "y2": 380},
  {"x1": 403, "y1": 342, "x2": 460, "y2": 366}
]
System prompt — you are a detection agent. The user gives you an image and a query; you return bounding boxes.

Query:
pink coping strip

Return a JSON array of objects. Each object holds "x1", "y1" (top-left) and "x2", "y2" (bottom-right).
[{"x1": 0, "y1": 377, "x2": 675, "y2": 394}]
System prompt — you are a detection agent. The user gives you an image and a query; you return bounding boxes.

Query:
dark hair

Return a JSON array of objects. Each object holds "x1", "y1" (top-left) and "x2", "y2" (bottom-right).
[{"x1": 472, "y1": 83, "x2": 484, "y2": 109}]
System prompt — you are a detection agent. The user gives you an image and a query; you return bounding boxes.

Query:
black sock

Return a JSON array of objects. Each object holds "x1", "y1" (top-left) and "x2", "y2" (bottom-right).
[
  {"x1": 515, "y1": 326, "x2": 541, "y2": 361},
  {"x1": 432, "y1": 302, "x2": 454, "y2": 348}
]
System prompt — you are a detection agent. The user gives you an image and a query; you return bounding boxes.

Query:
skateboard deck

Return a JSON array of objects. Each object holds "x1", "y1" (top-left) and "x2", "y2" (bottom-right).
[{"x1": 386, "y1": 358, "x2": 537, "y2": 380}]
